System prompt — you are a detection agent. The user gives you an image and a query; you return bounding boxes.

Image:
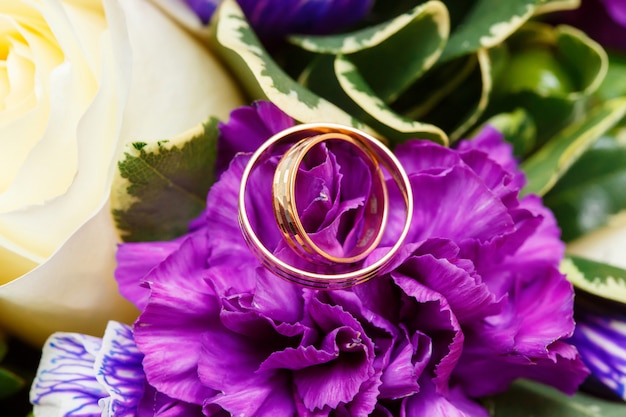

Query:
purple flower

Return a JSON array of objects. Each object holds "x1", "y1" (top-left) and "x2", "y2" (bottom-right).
[
  {"x1": 185, "y1": 0, "x2": 373, "y2": 40},
  {"x1": 116, "y1": 102, "x2": 588, "y2": 415},
  {"x1": 556, "y1": 0, "x2": 626, "y2": 50},
  {"x1": 569, "y1": 305, "x2": 626, "y2": 400},
  {"x1": 30, "y1": 321, "x2": 202, "y2": 417}
]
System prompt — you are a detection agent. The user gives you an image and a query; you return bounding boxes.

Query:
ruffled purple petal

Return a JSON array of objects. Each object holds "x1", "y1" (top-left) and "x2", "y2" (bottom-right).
[
  {"x1": 454, "y1": 340, "x2": 589, "y2": 397},
  {"x1": 405, "y1": 164, "x2": 515, "y2": 244},
  {"x1": 134, "y1": 235, "x2": 217, "y2": 405},
  {"x1": 379, "y1": 331, "x2": 431, "y2": 399},
  {"x1": 402, "y1": 379, "x2": 489, "y2": 417},
  {"x1": 294, "y1": 298, "x2": 376, "y2": 411},
  {"x1": 216, "y1": 101, "x2": 294, "y2": 176},
  {"x1": 403, "y1": 240, "x2": 500, "y2": 323},
  {"x1": 115, "y1": 241, "x2": 182, "y2": 311},
  {"x1": 204, "y1": 374, "x2": 296, "y2": 416},
  {"x1": 457, "y1": 125, "x2": 524, "y2": 189},
  {"x1": 392, "y1": 273, "x2": 464, "y2": 394}
]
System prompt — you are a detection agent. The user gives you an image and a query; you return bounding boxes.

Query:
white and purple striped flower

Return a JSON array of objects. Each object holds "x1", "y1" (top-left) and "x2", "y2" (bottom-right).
[
  {"x1": 570, "y1": 306, "x2": 626, "y2": 400},
  {"x1": 30, "y1": 321, "x2": 202, "y2": 417}
]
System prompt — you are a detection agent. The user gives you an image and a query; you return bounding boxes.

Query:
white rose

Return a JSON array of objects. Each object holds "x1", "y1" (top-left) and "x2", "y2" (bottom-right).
[{"x1": 0, "y1": 0, "x2": 243, "y2": 346}]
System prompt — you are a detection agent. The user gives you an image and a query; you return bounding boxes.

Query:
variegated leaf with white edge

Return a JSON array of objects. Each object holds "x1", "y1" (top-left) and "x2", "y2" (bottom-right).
[
  {"x1": 521, "y1": 97, "x2": 626, "y2": 196},
  {"x1": 561, "y1": 256, "x2": 626, "y2": 306},
  {"x1": 440, "y1": 0, "x2": 556, "y2": 63},
  {"x1": 334, "y1": 55, "x2": 448, "y2": 145},
  {"x1": 290, "y1": 1, "x2": 450, "y2": 103},
  {"x1": 111, "y1": 118, "x2": 219, "y2": 242},
  {"x1": 210, "y1": 0, "x2": 366, "y2": 129}
]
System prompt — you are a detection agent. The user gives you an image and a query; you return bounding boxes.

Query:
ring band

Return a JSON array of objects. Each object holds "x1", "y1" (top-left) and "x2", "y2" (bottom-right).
[
  {"x1": 238, "y1": 123, "x2": 413, "y2": 289},
  {"x1": 273, "y1": 132, "x2": 389, "y2": 264}
]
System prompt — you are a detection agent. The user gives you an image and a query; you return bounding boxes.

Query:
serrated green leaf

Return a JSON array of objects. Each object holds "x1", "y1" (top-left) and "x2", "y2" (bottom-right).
[
  {"x1": 561, "y1": 256, "x2": 626, "y2": 306},
  {"x1": 484, "y1": 379, "x2": 626, "y2": 417},
  {"x1": 521, "y1": 97, "x2": 626, "y2": 196},
  {"x1": 544, "y1": 135, "x2": 626, "y2": 241},
  {"x1": 0, "y1": 368, "x2": 24, "y2": 400},
  {"x1": 111, "y1": 119, "x2": 219, "y2": 242},
  {"x1": 211, "y1": 0, "x2": 365, "y2": 129},
  {"x1": 291, "y1": 1, "x2": 449, "y2": 103}
]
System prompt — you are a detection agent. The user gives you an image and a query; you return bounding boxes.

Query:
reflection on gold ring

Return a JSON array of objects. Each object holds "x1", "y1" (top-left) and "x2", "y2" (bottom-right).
[{"x1": 238, "y1": 123, "x2": 413, "y2": 289}]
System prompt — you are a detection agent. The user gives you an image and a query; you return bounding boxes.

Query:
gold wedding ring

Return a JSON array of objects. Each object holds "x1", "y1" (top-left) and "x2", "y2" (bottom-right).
[
  {"x1": 273, "y1": 132, "x2": 388, "y2": 264},
  {"x1": 238, "y1": 123, "x2": 413, "y2": 289}
]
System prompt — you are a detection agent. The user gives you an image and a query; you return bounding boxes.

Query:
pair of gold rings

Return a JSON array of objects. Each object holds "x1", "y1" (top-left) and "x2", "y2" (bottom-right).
[{"x1": 238, "y1": 123, "x2": 413, "y2": 289}]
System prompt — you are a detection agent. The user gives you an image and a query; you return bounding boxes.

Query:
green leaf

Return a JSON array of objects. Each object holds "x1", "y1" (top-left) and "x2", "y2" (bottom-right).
[
  {"x1": 333, "y1": 55, "x2": 448, "y2": 144},
  {"x1": 111, "y1": 119, "x2": 219, "y2": 242},
  {"x1": 521, "y1": 97, "x2": 626, "y2": 196},
  {"x1": 555, "y1": 25, "x2": 607, "y2": 98},
  {"x1": 544, "y1": 134, "x2": 626, "y2": 241},
  {"x1": 597, "y1": 51, "x2": 626, "y2": 101},
  {"x1": 561, "y1": 256, "x2": 626, "y2": 305},
  {"x1": 211, "y1": 0, "x2": 365, "y2": 129},
  {"x1": 478, "y1": 108, "x2": 537, "y2": 157},
  {"x1": 395, "y1": 49, "x2": 493, "y2": 142},
  {"x1": 291, "y1": 1, "x2": 450, "y2": 103},
  {"x1": 0, "y1": 368, "x2": 24, "y2": 400},
  {"x1": 484, "y1": 379, "x2": 626, "y2": 417},
  {"x1": 487, "y1": 22, "x2": 608, "y2": 145},
  {"x1": 439, "y1": 0, "x2": 543, "y2": 62}
]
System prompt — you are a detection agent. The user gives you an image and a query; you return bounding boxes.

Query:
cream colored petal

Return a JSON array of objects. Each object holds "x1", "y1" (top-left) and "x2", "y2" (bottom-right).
[
  {"x1": 0, "y1": 0, "x2": 243, "y2": 345},
  {"x1": 0, "y1": 201, "x2": 138, "y2": 347},
  {"x1": 113, "y1": 0, "x2": 243, "y2": 143},
  {"x1": 149, "y1": 0, "x2": 211, "y2": 39},
  {"x1": 0, "y1": 0, "x2": 101, "y2": 212},
  {"x1": 0, "y1": 12, "x2": 124, "y2": 269}
]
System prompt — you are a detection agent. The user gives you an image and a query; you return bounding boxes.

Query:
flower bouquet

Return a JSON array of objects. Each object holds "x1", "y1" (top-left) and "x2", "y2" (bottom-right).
[{"x1": 1, "y1": 0, "x2": 626, "y2": 416}]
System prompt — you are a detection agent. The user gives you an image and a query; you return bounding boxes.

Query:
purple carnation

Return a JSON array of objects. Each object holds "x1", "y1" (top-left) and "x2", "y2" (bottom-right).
[
  {"x1": 185, "y1": 0, "x2": 373, "y2": 41},
  {"x1": 116, "y1": 101, "x2": 588, "y2": 415}
]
